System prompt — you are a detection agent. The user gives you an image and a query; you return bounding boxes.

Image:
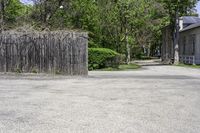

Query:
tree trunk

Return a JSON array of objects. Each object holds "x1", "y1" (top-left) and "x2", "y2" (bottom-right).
[
  {"x1": 125, "y1": 28, "x2": 130, "y2": 64},
  {"x1": 174, "y1": 9, "x2": 179, "y2": 64},
  {"x1": 0, "y1": 0, "x2": 5, "y2": 31},
  {"x1": 147, "y1": 43, "x2": 151, "y2": 57}
]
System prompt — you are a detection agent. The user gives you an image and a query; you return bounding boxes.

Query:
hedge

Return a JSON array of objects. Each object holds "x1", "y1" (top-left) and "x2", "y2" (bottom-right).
[{"x1": 88, "y1": 48, "x2": 122, "y2": 70}]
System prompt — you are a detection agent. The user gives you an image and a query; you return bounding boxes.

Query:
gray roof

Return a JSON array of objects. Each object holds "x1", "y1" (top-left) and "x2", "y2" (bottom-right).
[
  {"x1": 180, "y1": 16, "x2": 200, "y2": 32},
  {"x1": 180, "y1": 22, "x2": 200, "y2": 32},
  {"x1": 181, "y1": 16, "x2": 200, "y2": 24}
]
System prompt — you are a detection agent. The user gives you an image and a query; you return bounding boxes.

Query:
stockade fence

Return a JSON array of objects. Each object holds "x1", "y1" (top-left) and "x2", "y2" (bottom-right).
[{"x1": 0, "y1": 30, "x2": 88, "y2": 75}]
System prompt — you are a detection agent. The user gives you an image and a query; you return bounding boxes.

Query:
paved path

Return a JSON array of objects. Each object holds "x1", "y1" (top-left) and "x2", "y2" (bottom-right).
[{"x1": 0, "y1": 65, "x2": 200, "y2": 133}]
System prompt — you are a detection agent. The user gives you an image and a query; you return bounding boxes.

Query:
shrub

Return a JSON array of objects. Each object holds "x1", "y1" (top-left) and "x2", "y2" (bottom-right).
[
  {"x1": 88, "y1": 48, "x2": 121, "y2": 70},
  {"x1": 31, "y1": 68, "x2": 38, "y2": 73},
  {"x1": 88, "y1": 40, "x2": 99, "y2": 48},
  {"x1": 15, "y1": 68, "x2": 22, "y2": 73}
]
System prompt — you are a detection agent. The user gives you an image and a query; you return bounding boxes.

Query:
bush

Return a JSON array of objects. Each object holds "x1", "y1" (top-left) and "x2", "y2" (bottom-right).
[
  {"x1": 88, "y1": 48, "x2": 121, "y2": 70},
  {"x1": 88, "y1": 40, "x2": 99, "y2": 48}
]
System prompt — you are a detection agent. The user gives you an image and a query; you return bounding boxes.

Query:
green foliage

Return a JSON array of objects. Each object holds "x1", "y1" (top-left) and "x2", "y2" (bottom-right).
[
  {"x1": 15, "y1": 68, "x2": 22, "y2": 73},
  {"x1": 5, "y1": 0, "x2": 25, "y2": 21},
  {"x1": 1, "y1": 0, "x2": 199, "y2": 60},
  {"x1": 160, "y1": 0, "x2": 199, "y2": 27},
  {"x1": 55, "y1": 70, "x2": 61, "y2": 75},
  {"x1": 88, "y1": 40, "x2": 99, "y2": 48},
  {"x1": 0, "y1": 0, "x2": 27, "y2": 29},
  {"x1": 88, "y1": 48, "x2": 120, "y2": 70},
  {"x1": 31, "y1": 68, "x2": 38, "y2": 73}
]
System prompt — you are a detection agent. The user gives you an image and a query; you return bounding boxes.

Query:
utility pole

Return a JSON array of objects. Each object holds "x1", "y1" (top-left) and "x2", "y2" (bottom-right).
[
  {"x1": 174, "y1": 1, "x2": 180, "y2": 65},
  {"x1": 59, "y1": 5, "x2": 64, "y2": 29}
]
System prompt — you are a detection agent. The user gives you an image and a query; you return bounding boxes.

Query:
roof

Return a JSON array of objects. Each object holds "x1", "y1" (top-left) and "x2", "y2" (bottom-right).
[
  {"x1": 180, "y1": 23, "x2": 200, "y2": 32},
  {"x1": 179, "y1": 16, "x2": 200, "y2": 32},
  {"x1": 181, "y1": 16, "x2": 200, "y2": 24}
]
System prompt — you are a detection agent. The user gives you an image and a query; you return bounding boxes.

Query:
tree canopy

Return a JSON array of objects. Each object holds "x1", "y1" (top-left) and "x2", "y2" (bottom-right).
[{"x1": 0, "y1": 0, "x2": 199, "y2": 61}]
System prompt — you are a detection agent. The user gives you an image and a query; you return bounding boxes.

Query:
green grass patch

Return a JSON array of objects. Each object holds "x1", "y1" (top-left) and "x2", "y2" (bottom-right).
[
  {"x1": 175, "y1": 63, "x2": 200, "y2": 69},
  {"x1": 97, "y1": 64, "x2": 140, "y2": 71}
]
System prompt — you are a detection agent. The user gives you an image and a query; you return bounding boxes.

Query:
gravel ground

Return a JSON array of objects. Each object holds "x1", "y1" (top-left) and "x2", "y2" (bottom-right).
[{"x1": 0, "y1": 65, "x2": 200, "y2": 133}]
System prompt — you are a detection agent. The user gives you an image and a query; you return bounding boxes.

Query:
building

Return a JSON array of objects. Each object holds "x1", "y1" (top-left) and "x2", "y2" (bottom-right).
[
  {"x1": 162, "y1": 16, "x2": 200, "y2": 64},
  {"x1": 179, "y1": 16, "x2": 200, "y2": 30}
]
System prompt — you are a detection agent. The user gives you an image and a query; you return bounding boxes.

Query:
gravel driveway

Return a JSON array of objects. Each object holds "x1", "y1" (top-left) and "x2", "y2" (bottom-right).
[{"x1": 0, "y1": 65, "x2": 200, "y2": 133}]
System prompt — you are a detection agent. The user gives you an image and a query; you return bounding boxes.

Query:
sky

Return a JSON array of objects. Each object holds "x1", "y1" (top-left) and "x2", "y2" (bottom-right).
[
  {"x1": 196, "y1": 2, "x2": 200, "y2": 15},
  {"x1": 20, "y1": 0, "x2": 33, "y2": 5},
  {"x1": 20, "y1": 0, "x2": 200, "y2": 15}
]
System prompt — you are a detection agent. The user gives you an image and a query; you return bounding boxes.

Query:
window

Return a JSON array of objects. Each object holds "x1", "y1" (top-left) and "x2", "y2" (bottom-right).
[
  {"x1": 188, "y1": 34, "x2": 196, "y2": 55},
  {"x1": 183, "y1": 36, "x2": 186, "y2": 55},
  {"x1": 192, "y1": 34, "x2": 196, "y2": 55}
]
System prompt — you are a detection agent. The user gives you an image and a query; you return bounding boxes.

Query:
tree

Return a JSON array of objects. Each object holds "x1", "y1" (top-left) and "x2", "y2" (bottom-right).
[
  {"x1": 160, "y1": 0, "x2": 199, "y2": 64},
  {"x1": 0, "y1": 0, "x2": 26, "y2": 30},
  {"x1": 3, "y1": 0, "x2": 199, "y2": 63},
  {"x1": 0, "y1": 0, "x2": 9, "y2": 31}
]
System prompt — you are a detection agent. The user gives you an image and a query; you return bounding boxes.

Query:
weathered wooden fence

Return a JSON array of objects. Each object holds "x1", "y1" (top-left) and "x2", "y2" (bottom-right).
[{"x1": 0, "y1": 30, "x2": 88, "y2": 75}]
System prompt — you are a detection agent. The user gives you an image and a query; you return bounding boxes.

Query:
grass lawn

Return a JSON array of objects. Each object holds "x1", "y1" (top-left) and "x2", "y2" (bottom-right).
[
  {"x1": 98, "y1": 64, "x2": 141, "y2": 71},
  {"x1": 175, "y1": 63, "x2": 200, "y2": 69}
]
